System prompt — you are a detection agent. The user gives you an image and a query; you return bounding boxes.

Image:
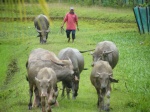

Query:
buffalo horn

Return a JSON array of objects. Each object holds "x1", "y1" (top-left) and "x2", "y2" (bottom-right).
[
  {"x1": 46, "y1": 29, "x2": 50, "y2": 32},
  {"x1": 36, "y1": 27, "x2": 42, "y2": 33},
  {"x1": 35, "y1": 77, "x2": 41, "y2": 82},
  {"x1": 68, "y1": 57, "x2": 72, "y2": 64},
  {"x1": 47, "y1": 75, "x2": 52, "y2": 82},
  {"x1": 103, "y1": 50, "x2": 113, "y2": 55},
  {"x1": 50, "y1": 59, "x2": 65, "y2": 66}
]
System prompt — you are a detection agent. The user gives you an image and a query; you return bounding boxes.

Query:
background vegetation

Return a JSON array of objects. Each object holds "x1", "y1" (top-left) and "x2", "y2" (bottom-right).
[
  {"x1": 0, "y1": 1, "x2": 150, "y2": 112},
  {"x1": 1, "y1": 0, "x2": 150, "y2": 7}
]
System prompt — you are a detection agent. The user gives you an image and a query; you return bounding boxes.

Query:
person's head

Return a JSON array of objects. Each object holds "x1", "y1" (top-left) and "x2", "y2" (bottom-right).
[{"x1": 69, "y1": 7, "x2": 74, "y2": 14}]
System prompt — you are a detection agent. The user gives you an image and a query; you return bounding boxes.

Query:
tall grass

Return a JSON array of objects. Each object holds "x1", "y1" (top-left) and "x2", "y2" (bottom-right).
[
  {"x1": 0, "y1": 2, "x2": 150, "y2": 112},
  {"x1": 0, "y1": 2, "x2": 134, "y2": 22}
]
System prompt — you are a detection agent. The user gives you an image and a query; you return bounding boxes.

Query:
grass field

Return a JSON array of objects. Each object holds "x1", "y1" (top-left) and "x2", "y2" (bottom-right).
[{"x1": 0, "y1": 2, "x2": 150, "y2": 112}]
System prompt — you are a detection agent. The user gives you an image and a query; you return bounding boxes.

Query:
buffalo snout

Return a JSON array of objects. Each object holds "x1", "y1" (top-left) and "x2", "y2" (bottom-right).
[
  {"x1": 41, "y1": 92, "x2": 48, "y2": 97},
  {"x1": 101, "y1": 87, "x2": 106, "y2": 93},
  {"x1": 101, "y1": 83, "x2": 107, "y2": 90},
  {"x1": 43, "y1": 40, "x2": 47, "y2": 43},
  {"x1": 40, "y1": 38, "x2": 47, "y2": 44}
]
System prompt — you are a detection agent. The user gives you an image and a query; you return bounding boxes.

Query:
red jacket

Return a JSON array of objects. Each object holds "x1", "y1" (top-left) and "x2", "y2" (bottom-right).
[{"x1": 64, "y1": 13, "x2": 78, "y2": 30}]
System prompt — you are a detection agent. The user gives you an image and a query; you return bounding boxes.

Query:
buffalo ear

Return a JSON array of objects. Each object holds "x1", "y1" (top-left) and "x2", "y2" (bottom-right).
[
  {"x1": 91, "y1": 62, "x2": 94, "y2": 67},
  {"x1": 75, "y1": 75, "x2": 79, "y2": 81},
  {"x1": 90, "y1": 51, "x2": 93, "y2": 55},
  {"x1": 109, "y1": 76, "x2": 119, "y2": 83},
  {"x1": 94, "y1": 73, "x2": 100, "y2": 78},
  {"x1": 109, "y1": 73, "x2": 113, "y2": 77}
]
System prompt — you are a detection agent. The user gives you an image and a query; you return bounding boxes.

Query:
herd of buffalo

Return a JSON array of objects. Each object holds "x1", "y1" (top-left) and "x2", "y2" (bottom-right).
[{"x1": 25, "y1": 14, "x2": 119, "y2": 112}]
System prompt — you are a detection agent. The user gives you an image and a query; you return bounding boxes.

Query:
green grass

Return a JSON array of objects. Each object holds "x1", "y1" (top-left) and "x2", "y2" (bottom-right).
[{"x1": 0, "y1": 3, "x2": 150, "y2": 112}]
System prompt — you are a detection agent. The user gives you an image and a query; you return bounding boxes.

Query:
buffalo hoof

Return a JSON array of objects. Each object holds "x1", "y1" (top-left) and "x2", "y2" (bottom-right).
[
  {"x1": 72, "y1": 96, "x2": 77, "y2": 100},
  {"x1": 28, "y1": 105, "x2": 32, "y2": 110},
  {"x1": 75, "y1": 92, "x2": 78, "y2": 97},
  {"x1": 37, "y1": 103, "x2": 41, "y2": 108},
  {"x1": 28, "y1": 102, "x2": 33, "y2": 110},
  {"x1": 72, "y1": 92, "x2": 78, "y2": 99},
  {"x1": 103, "y1": 106, "x2": 110, "y2": 112}
]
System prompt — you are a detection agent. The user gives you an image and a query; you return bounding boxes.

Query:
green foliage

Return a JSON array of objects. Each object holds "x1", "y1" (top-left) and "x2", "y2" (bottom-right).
[
  {"x1": 0, "y1": 3, "x2": 135, "y2": 23},
  {"x1": 1, "y1": 0, "x2": 149, "y2": 7}
]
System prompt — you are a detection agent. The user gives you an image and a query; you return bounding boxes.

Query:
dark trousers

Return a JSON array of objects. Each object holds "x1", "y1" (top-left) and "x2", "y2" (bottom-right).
[{"x1": 66, "y1": 30, "x2": 76, "y2": 39}]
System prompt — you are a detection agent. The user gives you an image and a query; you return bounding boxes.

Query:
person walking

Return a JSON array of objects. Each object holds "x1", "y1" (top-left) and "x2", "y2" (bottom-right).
[{"x1": 61, "y1": 7, "x2": 79, "y2": 43}]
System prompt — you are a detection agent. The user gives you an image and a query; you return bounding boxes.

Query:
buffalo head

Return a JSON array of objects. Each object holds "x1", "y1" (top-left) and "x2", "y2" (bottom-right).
[
  {"x1": 35, "y1": 77, "x2": 51, "y2": 98},
  {"x1": 36, "y1": 27, "x2": 50, "y2": 44},
  {"x1": 95, "y1": 72, "x2": 118, "y2": 90},
  {"x1": 91, "y1": 50, "x2": 113, "y2": 67}
]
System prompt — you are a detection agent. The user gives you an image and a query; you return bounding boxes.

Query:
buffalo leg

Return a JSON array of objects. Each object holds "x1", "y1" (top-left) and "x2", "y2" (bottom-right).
[
  {"x1": 105, "y1": 90, "x2": 110, "y2": 111},
  {"x1": 47, "y1": 107, "x2": 52, "y2": 112},
  {"x1": 61, "y1": 82, "x2": 65, "y2": 97},
  {"x1": 99, "y1": 94, "x2": 104, "y2": 111},
  {"x1": 41, "y1": 97, "x2": 46, "y2": 112},
  {"x1": 34, "y1": 87, "x2": 41, "y2": 107},
  {"x1": 54, "y1": 87, "x2": 59, "y2": 107},
  {"x1": 72, "y1": 83, "x2": 75, "y2": 99},
  {"x1": 96, "y1": 89, "x2": 99, "y2": 107},
  {"x1": 28, "y1": 84, "x2": 33, "y2": 110},
  {"x1": 96, "y1": 88, "x2": 104, "y2": 111},
  {"x1": 100, "y1": 89, "x2": 106, "y2": 111},
  {"x1": 47, "y1": 91, "x2": 53, "y2": 112},
  {"x1": 66, "y1": 87, "x2": 71, "y2": 99},
  {"x1": 72, "y1": 81, "x2": 79, "y2": 99}
]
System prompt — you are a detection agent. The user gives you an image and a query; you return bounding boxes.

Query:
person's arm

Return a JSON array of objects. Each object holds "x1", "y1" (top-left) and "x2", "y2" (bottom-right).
[
  {"x1": 76, "y1": 21, "x2": 79, "y2": 31},
  {"x1": 61, "y1": 21, "x2": 65, "y2": 28},
  {"x1": 76, "y1": 15, "x2": 79, "y2": 31},
  {"x1": 61, "y1": 13, "x2": 68, "y2": 28}
]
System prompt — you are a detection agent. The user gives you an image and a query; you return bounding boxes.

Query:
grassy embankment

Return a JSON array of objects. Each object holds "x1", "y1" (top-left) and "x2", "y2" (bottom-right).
[{"x1": 0, "y1": 3, "x2": 150, "y2": 112}]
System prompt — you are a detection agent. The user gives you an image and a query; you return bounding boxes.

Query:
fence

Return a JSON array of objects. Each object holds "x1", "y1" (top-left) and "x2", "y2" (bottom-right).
[{"x1": 133, "y1": 6, "x2": 150, "y2": 34}]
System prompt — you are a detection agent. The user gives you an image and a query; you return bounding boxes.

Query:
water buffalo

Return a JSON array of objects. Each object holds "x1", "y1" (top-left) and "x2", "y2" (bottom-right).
[
  {"x1": 26, "y1": 48, "x2": 74, "y2": 110},
  {"x1": 90, "y1": 60, "x2": 118, "y2": 111},
  {"x1": 34, "y1": 14, "x2": 50, "y2": 44},
  {"x1": 58, "y1": 47, "x2": 84, "y2": 99},
  {"x1": 35, "y1": 67, "x2": 57, "y2": 112},
  {"x1": 91, "y1": 41, "x2": 119, "y2": 69}
]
